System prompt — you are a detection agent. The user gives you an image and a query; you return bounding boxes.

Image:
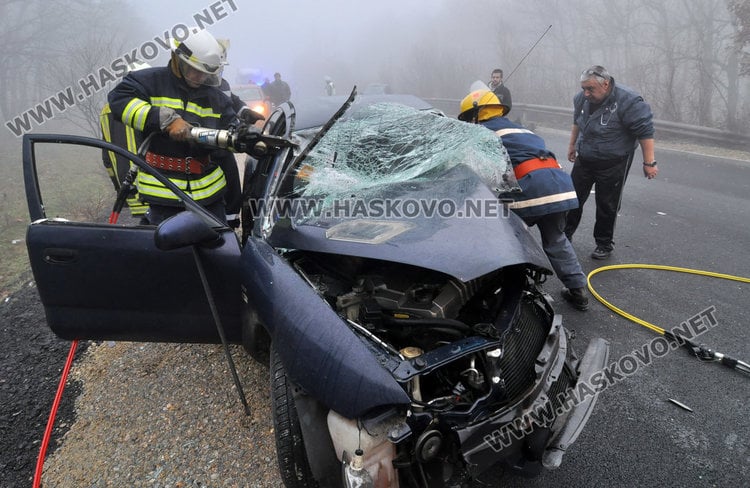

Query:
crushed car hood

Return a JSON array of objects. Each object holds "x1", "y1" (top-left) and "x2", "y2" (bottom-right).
[
  {"x1": 267, "y1": 164, "x2": 551, "y2": 281},
  {"x1": 267, "y1": 103, "x2": 552, "y2": 280}
]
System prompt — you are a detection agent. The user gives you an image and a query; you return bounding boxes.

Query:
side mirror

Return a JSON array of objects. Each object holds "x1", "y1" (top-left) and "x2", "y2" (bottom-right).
[{"x1": 154, "y1": 211, "x2": 222, "y2": 251}]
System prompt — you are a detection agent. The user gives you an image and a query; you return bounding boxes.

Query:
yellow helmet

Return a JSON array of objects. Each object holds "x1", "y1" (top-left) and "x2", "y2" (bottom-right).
[{"x1": 457, "y1": 90, "x2": 508, "y2": 122}]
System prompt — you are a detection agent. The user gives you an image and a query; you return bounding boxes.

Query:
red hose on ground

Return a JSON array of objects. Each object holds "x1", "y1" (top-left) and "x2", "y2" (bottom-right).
[{"x1": 33, "y1": 339, "x2": 78, "y2": 488}]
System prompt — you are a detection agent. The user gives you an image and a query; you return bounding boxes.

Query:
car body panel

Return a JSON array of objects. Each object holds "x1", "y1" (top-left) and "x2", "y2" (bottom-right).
[
  {"x1": 23, "y1": 134, "x2": 241, "y2": 343},
  {"x1": 267, "y1": 165, "x2": 551, "y2": 282},
  {"x1": 27, "y1": 220, "x2": 241, "y2": 342},
  {"x1": 240, "y1": 237, "x2": 410, "y2": 418}
]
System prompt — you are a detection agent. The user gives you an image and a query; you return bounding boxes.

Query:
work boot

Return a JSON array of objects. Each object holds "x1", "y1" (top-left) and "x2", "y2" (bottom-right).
[
  {"x1": 591, "y1": 245, "x2": 612, "y2": 260},
  {"x1": 561, "y1": 287, "x2": 589, "y2": 311}
]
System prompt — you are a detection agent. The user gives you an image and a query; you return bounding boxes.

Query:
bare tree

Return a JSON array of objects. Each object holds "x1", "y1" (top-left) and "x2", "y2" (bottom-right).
[
  {"x1": 729, "y1": 0, "x2": 750, "y2": 75},
  {"x1": 1, "y1": 1, "x2": 149, "y2": 137}
]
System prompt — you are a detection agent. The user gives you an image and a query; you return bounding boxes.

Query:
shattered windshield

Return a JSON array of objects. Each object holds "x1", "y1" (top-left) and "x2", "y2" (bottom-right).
[{"x1": 290, "y1": 103, "x2": 518, "y2": 205}]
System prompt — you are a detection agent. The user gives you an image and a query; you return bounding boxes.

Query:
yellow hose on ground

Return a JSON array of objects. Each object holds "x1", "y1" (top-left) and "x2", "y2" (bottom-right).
[{"x1": 586, "y1": 264, "x2": 750, "y2": 335}]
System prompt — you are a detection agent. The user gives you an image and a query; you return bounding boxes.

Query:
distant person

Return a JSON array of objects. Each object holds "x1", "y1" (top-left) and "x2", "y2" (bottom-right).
[
  {"x1": 459, "y1": 89, "x2": 590, "y2": 311},
  {"x1": 324, "y1": 76, "x2": 336, "y2": 96},
  {"x1": 267, "y1": 72, "x2": 291, "y2": 107},
  {"x1": 488, "y1": 68, "x2": 512, "y2": 115},
  {"x1": 260, "y1": 77, "x2": 271, "y2": 100},
  {"x1": 564, "y1": 65, "x2": 658, "y2": 260}
]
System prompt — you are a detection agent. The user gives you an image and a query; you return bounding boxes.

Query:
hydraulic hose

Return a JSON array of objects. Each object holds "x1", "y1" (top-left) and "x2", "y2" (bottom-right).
[
  {"x1": 587, "y1": 264, "x2": 750, "y2": 374},
  {"x1": 587, "y1": 264, "x2": 750, "y2": 334},
  {"x1": 33, "y1": 339, "x2": 78, "y2": 488}
]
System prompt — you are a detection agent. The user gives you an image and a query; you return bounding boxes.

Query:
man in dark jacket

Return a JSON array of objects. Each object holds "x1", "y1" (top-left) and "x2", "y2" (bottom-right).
[
  {"x1": 488, "y1": 68, "x2": 512, "y2": 115},
  {"x1": 267, "y1": 72, "x2": 291, "y2": 107},
  {"x1": 107, "y1": 28, "x2": 240, "y2": 225},
  {"x1": 459, "y1": 89, "x2": 589, "y2": 310},
  {"x1": 565, "y1": 65, "x2": 658, "y2": 260}
]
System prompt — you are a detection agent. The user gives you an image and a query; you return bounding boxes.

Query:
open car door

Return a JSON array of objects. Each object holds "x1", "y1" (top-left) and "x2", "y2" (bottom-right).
[{"x1": 22, "y1": 134, "x2": 242, "y2": 344}]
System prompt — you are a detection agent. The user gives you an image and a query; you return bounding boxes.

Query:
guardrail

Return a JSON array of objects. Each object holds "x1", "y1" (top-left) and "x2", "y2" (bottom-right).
[{"x1": 423, "y1": 98, "x2": 750, "y2": 150}]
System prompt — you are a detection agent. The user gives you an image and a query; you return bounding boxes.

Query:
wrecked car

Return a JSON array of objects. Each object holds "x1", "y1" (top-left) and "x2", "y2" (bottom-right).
[{"x1": 23, "y1": 90, "x2": 609, "y2": 487}]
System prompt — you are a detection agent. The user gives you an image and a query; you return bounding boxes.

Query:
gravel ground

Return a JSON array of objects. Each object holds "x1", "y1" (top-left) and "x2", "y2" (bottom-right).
[
  {"x1": 0, "y1": 278, "x2": 87, "y2": 488},
  {"x1": 41, "y1": 341, "x2": 282, "y2": 488},
  {"x1": 0, "y1": 275, "x2": 283, "y2": 488}
]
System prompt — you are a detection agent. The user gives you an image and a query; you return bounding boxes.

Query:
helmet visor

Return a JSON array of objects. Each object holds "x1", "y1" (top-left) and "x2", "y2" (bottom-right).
[
  {"x1": 175, "y1": 43, "x2": 223, "y2": 87},
  {"x1": 177, "y1": 57, "x2": 222, "y2": 87}
]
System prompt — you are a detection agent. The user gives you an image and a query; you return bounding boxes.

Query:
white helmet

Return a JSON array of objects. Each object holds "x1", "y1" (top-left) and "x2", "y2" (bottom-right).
[{"x1": 172, "y1": 28, "x2": 225, "y2": 87}]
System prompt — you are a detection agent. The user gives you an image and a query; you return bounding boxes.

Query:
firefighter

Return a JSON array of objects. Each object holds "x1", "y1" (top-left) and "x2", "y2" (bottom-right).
[
  {"x1": 107, "y1": 28, "x2": 240, "y2": 225},
  {"x1": 100, "y1": 61, "x2": 151, "y2": 221},
  {"x1": 458, "y1": 90, "x2": 590, "y2": 311}
]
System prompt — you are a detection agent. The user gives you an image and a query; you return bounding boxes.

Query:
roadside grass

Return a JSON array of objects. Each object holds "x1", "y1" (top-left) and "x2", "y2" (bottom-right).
[{"x1": 0, "y1": 138, "x2": 32, "y2": 299}]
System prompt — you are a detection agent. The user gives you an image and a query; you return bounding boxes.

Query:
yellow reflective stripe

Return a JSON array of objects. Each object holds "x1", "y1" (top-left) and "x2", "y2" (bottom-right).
[
  {"x1": 185, "y1": 102, "x2": 221, "y2": 119},
  {"x1": 186, "y1": 170, "x2": 226, "y2": 199},
  {"x1": 100, "y1": 104, "x2": 122, "y2": 176},
  {"x1": 136, "y1": 167, "x2": 226, "y2": 201},
  {"x1": 494, "y1": 128, "x2": 534, "y2": 137},
  {"x1": 122, "y1": 99, "x2": 150, "y2": 131},
  {"x1": 125, "y1": 125, "x2": 138, "y2": 153},
  {"x1": 150, "y1": 97, "x2": 184, "y2": 110},
  {"x1": 507, "y1": 191, "x2": 578, "y2": 209},
  {"x1": 126, "y1": 197, "x2": 148, "y2": 215},
  {"x1": 149, "y1": 98, "x2": 219, "y2": 119},
  {"x1": 100, "y1": 104, "x2": 111, "y2": 140}
]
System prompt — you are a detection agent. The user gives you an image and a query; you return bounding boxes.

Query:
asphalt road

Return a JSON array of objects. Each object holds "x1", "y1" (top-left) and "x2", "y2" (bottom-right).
[{"x1": 491, "y1": 129, "x2": 750, "y2": 487}]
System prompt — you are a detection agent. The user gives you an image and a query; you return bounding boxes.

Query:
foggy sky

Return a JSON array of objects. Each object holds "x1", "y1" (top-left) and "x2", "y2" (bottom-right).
[
  {"x1": 3, "y1": 0, "x2": 747, "y2": 135},
  {"x1": 130, "y1": 0, "x2": 444, "y2": 98}
]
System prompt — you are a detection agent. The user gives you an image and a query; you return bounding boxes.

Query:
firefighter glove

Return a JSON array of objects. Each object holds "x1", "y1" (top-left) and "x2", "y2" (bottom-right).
[
  {"x1": 166, "y1": 117, "x2": 193, "y2": 141},
  {"x1": 238, "y1": 106, "x2": 265, "y2": 125}
]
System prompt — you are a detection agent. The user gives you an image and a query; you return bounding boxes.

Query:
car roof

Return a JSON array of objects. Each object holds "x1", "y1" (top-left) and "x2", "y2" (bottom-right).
[
  {"x1": 232, "y1": 84, "x2": 264, "y2": 98},
  {"x1": 291, "y1": 93, "x2": 435, "y2": 131}
]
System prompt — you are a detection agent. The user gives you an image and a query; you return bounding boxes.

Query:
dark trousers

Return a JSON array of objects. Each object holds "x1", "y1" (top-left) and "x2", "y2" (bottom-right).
[
  {"x1": 565, "y1": 155, "x2": 633, "y2": 250},
  {"x1": 524, "y1": 212, "x2": 587, "y2": 289}
]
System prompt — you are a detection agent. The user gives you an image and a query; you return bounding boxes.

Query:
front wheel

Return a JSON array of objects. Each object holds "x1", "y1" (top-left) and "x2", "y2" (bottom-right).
[{"x1": 271, "y1": 346, "x2": 319, "y2": 488}]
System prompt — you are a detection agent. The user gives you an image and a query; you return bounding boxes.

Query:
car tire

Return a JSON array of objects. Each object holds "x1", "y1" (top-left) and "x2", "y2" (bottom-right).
[{"x1": 271, "y1": 346, "x2": 319, "y2": 488}]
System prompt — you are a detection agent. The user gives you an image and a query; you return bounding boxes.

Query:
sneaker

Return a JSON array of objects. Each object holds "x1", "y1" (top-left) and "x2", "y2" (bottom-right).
[
  {"x1": 561, "y1": 287, "x2": 589, "y2": 311},
  {"x1": 591, "y1": 246, "x2": 612, "y2": 260}
]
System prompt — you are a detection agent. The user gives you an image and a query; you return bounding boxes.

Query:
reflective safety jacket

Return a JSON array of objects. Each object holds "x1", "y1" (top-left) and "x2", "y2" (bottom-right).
[
  {"x1": 481, "y1": 116, "x2": 578, "y2": 219},
  {"x1": 99, "y1": 103, "x2": 148, "y2": 216},
  {"x1": 107, "y1": 65, "x2": 237, "y2": 206}
]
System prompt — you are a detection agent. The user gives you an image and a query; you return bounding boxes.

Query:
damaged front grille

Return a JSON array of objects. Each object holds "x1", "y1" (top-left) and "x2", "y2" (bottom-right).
[{"x1": 492, "y1": 298, "x2": 550, "y2": 403}]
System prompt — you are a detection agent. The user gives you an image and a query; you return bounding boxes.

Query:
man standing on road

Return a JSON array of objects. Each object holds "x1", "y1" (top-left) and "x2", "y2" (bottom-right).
[
  {"x1": 488, "y1": 68, "x2": 512, "y2": 115},
  {"x1": 565, "y1": 65, "x2": 658, "y2": 260},
  {"x1": 267, "y1": 72, "x2": 291, "y2": 108},
  {"x1": 459, "y1": 89, "x2": 590, "y2": 311}
]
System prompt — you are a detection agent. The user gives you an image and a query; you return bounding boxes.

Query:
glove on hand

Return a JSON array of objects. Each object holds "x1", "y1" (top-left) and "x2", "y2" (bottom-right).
[
  {"x1": 238, "y1": 106, "x2": 265, "y2": 125},
  {"x1": 166, "y1": 117, "x2": 193, "y2": 141}
]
